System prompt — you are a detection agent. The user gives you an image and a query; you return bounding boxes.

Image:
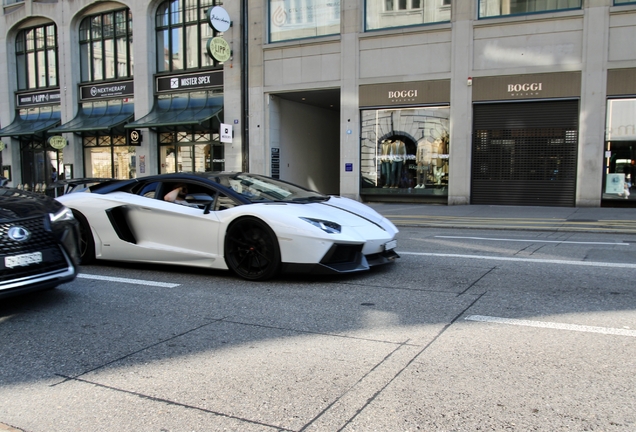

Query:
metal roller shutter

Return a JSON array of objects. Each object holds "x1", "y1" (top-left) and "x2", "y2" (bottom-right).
[{"x1": 471, "y1": 100, "x2": 579, "y2": 207}]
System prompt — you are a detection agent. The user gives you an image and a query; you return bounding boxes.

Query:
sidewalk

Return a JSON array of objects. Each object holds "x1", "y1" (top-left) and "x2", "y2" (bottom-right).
[{"x1": 367, "y1": 203, "x2": 636, "y2": 234}]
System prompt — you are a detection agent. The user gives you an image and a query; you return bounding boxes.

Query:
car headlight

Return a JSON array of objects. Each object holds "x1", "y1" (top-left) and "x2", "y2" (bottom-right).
[
  {"x1": 300, "y1": 217, "x2": 341, "y2": 234},
  {"x1": 50, "y1": 206, "x2": 75, "y2": 223}
]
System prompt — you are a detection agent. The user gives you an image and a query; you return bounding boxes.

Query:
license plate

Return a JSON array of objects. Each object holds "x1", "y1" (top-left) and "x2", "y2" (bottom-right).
[
  {"x1": 384, "y1": 239, "x2": 397, "y2": 251},
  {"x1": 5, "y1": 252, "x2": 43, "y2": 268}
]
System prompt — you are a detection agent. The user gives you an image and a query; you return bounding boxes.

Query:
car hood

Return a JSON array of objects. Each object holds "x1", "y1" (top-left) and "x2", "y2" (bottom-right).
[
  {"x1": 316, "y1": 196, "x2": 386, "y2": 225},
  {"x1": 0, "y1": 188, "x2": 62, "y2": 220}
]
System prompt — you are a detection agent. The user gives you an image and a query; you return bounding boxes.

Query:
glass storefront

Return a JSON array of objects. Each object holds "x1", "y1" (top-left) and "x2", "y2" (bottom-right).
[
  {"x1": 159, "y1": 131, "x2": 224, "y2": 173},
  {"x1": 603, "y1": 98, "x2": 636, "y2": 203},
  {"x1": 360, "y1": 106, "x2": 449, "y2": 198},
  {"x1": 83, "y1": 135, "x2": 136, "y2": 179}
]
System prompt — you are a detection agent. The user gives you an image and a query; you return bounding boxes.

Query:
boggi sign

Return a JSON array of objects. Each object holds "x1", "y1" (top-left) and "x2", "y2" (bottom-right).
[
  {"x1": 508, "y1": 83, "x2": 542, "y2": 93},
  {"x1": 388, "y1": 90, "x2": 418, "y2": 98}
]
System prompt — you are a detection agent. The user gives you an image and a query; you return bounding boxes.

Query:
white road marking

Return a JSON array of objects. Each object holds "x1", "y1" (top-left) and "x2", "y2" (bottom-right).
[
  {"x1": 78, "y1": 273, "x2": 180, "y2": 288},
  {"x1": 435, "y1": 235, "x2": 629, "y2": 246},
  {"x1": 399, "y1": 251, "x2": 636, "y2": 269},
  {"x1": 465, "y1": 315, "x2": 636, "y2": 337}
]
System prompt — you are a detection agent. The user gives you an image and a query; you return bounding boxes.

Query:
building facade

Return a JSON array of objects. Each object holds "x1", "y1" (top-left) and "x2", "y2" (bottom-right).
[
  {"x1": 248, "y1": 0, "x2": 636, "y2": 206},
  {"x1": 1, "y1": 0, "x2": 635, "y2": 207},
  {"x1": 0, "y1": 0, "x2": 244, "y2": 194}
]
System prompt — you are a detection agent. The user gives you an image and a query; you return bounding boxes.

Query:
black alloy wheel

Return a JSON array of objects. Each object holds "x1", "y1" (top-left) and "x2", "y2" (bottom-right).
[
  {"x1": 72, "y1": 210, "x2": 95, "y2": 264},
  {"x1": 224, "y1": 217, "x2": 281, "y2": 281}
]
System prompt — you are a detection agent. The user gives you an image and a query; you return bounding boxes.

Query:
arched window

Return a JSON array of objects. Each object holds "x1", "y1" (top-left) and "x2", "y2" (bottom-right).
[
  {"x1": 156, "y1": 0, "x2": 219, "y2": 72},
  {"x1": 15, "y1": 24, "x2": 58, "y2": 91},
  {"x1": 79, "y1": 8, "x2": 133, "y2": 82}
]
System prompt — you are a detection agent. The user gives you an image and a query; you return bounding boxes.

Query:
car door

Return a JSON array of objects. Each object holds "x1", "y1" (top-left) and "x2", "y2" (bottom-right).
[{"x1": 105, "y1": 181, "x2": 225, "y2": 269}]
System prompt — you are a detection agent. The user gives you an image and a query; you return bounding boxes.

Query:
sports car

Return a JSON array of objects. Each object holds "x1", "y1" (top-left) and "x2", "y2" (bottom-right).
[
  {"x1": 0, "y1": 188, "x2": 80, "y2": 299},
  {"x1": 56, "y1": 173, "x2": 399, "y2": 280}
]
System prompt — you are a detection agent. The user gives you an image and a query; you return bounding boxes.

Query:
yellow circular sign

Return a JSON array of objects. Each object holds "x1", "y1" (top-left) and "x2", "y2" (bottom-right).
[{"x1": 207, "y1": 37, "x2": 231, "y2": 63}]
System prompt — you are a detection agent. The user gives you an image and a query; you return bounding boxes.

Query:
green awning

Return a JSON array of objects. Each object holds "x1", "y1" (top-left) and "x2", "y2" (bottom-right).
[
  {"x1": 125, "y1": 93, "x2": 223, "y2": 129},
  {"x1": 49, "y1": 99, "x2": 134, "y2": 134},
  {"x1": 0, "y1": 107, "x2": 61, "y2": 138}
]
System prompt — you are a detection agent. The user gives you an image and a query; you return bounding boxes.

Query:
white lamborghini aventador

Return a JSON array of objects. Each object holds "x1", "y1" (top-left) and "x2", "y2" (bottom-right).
[{"x1": 56, "y1": 173, "x2": 399, "y2": 281}]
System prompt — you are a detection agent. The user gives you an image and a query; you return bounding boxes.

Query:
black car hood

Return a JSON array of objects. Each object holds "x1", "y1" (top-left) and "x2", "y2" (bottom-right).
[{"x1": 0, "y1": 189, "x2": 62, "y2": 220}]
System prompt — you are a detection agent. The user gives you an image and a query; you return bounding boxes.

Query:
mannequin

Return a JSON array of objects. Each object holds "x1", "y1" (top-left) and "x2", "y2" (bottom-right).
[
  {"x1": 415, "y1": 139, "x2": 432, "y2": 188},
  {"x1": 380, "y1": 140, "x2": 392, "y2": 188},
  {"x1": 390, "y1": 140, "x2": 406, "y2": 188}
]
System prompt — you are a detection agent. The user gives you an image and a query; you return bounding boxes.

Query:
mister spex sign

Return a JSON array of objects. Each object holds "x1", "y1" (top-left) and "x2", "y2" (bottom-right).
[{"x1": 156, "y1": 70, "x2": 223, "y2": 93}]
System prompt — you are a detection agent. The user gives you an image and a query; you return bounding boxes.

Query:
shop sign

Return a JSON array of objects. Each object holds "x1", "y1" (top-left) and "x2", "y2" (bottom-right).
[
  {"x1": 507, "y1": 82, "x2": 543, "y2": 97},
  {"x1": 207, "y1": 6, "x2": 231, "y2": 32},
  {"x1": 156, "y1": 71, "x2": 223, "y2": 93},
  {"x1": 80, "y1": 81, "x2": 134, "y2": 101},
  {"x1": 16, "y1": 90, "x2": 61, "y2": 107},
  {"x1": 48, "y1": 135, "x2": 67, "y2": 150},
  {"x1": 0, "y1": 141, "x2": 5, "y2": 151},
  {"x1": 128, "y1": 129, "x2": 143, "y2": 146},
  {"x1": 207, "y1": 37, "x2": 231, "y2": 63},
  {"x1": 472, "y1": 72, "x2": 581, "y2": 102},
  {"x1": 220, "y1": 123, "x2": 232, "y2": 143},
  {"x1": 359, "y1": 80, "x2": 450, "y2": 107}
]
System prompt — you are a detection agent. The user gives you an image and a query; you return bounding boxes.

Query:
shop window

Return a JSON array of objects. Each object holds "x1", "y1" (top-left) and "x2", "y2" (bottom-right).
[
  {"x1": 603, "y1": 99, "x2": 636, "y2": 202},
  {"x1": 366, "y1": 0, "x2": 449, "y2": 31},
  {"x1": 15, "y1": 24, "x2": 58, "y2": 91},
  {"x1": 156, "y1": 0, "x2": 218, "y2": 72},
  {"x1": 83, "y1": 135, "x2": 136, "y2": 179},
  {"x1": 478, "y1": 0, "x2": 581, "y2": 18},
  {"x1": 159, "y1": 131, "x2": 224, "y2": 173},
  {"x1": 269, "y1": 0, "x2": 341, "y2": 42},
  {"x1": 360, "y1": 106, "x2": 450, "y2": 197},
  {"x1": 79, "y1": 8, "x2": 133, "y2": 82}
]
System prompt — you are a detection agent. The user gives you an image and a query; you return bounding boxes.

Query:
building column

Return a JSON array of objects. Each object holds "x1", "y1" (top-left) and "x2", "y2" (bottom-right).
[
  {"x1": 448, "y1": 0, "x2": 473, "y2": 205},
  {"x1": 577, "y1": 0, "x2": 610, "y2": 206},
  {"x1": 340, "y1": 0, "x2": 360, "y2": 200}
]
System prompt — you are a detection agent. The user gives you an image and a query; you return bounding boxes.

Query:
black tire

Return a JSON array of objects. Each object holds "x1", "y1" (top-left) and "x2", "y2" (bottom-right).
[
  {"x1": 73, "y1": 210, "x2": 95, "y2": 264},
  {"x1": 224, "y1": 217, "x2": 281, "y2": 281}
]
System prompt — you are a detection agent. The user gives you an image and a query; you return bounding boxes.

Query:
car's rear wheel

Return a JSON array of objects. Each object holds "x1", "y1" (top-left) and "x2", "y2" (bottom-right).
[
  {"x1": 73, "y1": 210, "x2": 95, "y2": 264},
  {"x1": 224, "y1": 217, "x2": 280, "y2": 281}
]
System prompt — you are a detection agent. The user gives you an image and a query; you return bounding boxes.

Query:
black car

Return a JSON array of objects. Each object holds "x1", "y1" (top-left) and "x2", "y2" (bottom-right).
[{"x1": 0, "y1": 187, "x2": 81, "y2": 299}]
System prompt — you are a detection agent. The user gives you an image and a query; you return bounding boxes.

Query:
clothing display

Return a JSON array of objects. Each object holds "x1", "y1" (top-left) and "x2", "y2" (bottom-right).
[
  {"x1": 380, "y1": 140, "x2": 392, "y2": 187},
  {"x1": 415, "y1": 139, "x2": 432, "y2": 188},
  {"x1": 389, "y1": 140, "x2": 406, "y2": 188}
]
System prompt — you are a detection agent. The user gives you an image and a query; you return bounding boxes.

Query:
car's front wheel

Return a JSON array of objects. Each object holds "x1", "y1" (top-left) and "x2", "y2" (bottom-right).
[
  {"x1": 72, "y1": 210, "x2": 95, "y2": 264},
  {"x1": 224, "y1": 217, "x2": 281, "y2": 281}
]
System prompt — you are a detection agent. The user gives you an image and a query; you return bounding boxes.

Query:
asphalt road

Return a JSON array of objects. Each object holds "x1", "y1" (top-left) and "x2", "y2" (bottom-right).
[{"x1": 1, "y1": 226, "x2": 635, "y2": 431}]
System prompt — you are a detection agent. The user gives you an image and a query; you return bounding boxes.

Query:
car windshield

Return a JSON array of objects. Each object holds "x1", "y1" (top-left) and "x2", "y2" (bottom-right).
[{"x1": 217, "y1": 174, "x2": 329, "y2": 202}]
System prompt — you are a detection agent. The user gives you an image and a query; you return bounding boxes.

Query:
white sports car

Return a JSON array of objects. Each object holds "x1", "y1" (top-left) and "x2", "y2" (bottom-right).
[{"x1": 56, "y1": 173, "x2": 399, "y2": 280}]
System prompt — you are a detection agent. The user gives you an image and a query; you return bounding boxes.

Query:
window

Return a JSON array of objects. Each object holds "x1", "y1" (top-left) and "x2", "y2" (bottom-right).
[
  {"x1": 478, "y1": 0, "x2": 581, "y2": 18},
  {"x1": 360, "y1": 107, "x2": 450, "y2": 195},
  {"x1": 156, "y1": 0, "x2": 218, "y2": 73},
  {"x1": 269, "y1": 0, "x2": 340, "y2": 42},
  {"x1": 79, "y1": 8, "x2": 133, "y2": 82},
  {"x1": 614, "y1": 0, "x2": 636, "y2": 4},
  {"x1": 365, "y1": 0, "x2": 449, "y2": 31},
  {"x1": 15, "y1": 24, "x2": 58, "y2": 91},
  {"x1": 83, "y1": 134, "x2": 136, "y2": 179}
]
